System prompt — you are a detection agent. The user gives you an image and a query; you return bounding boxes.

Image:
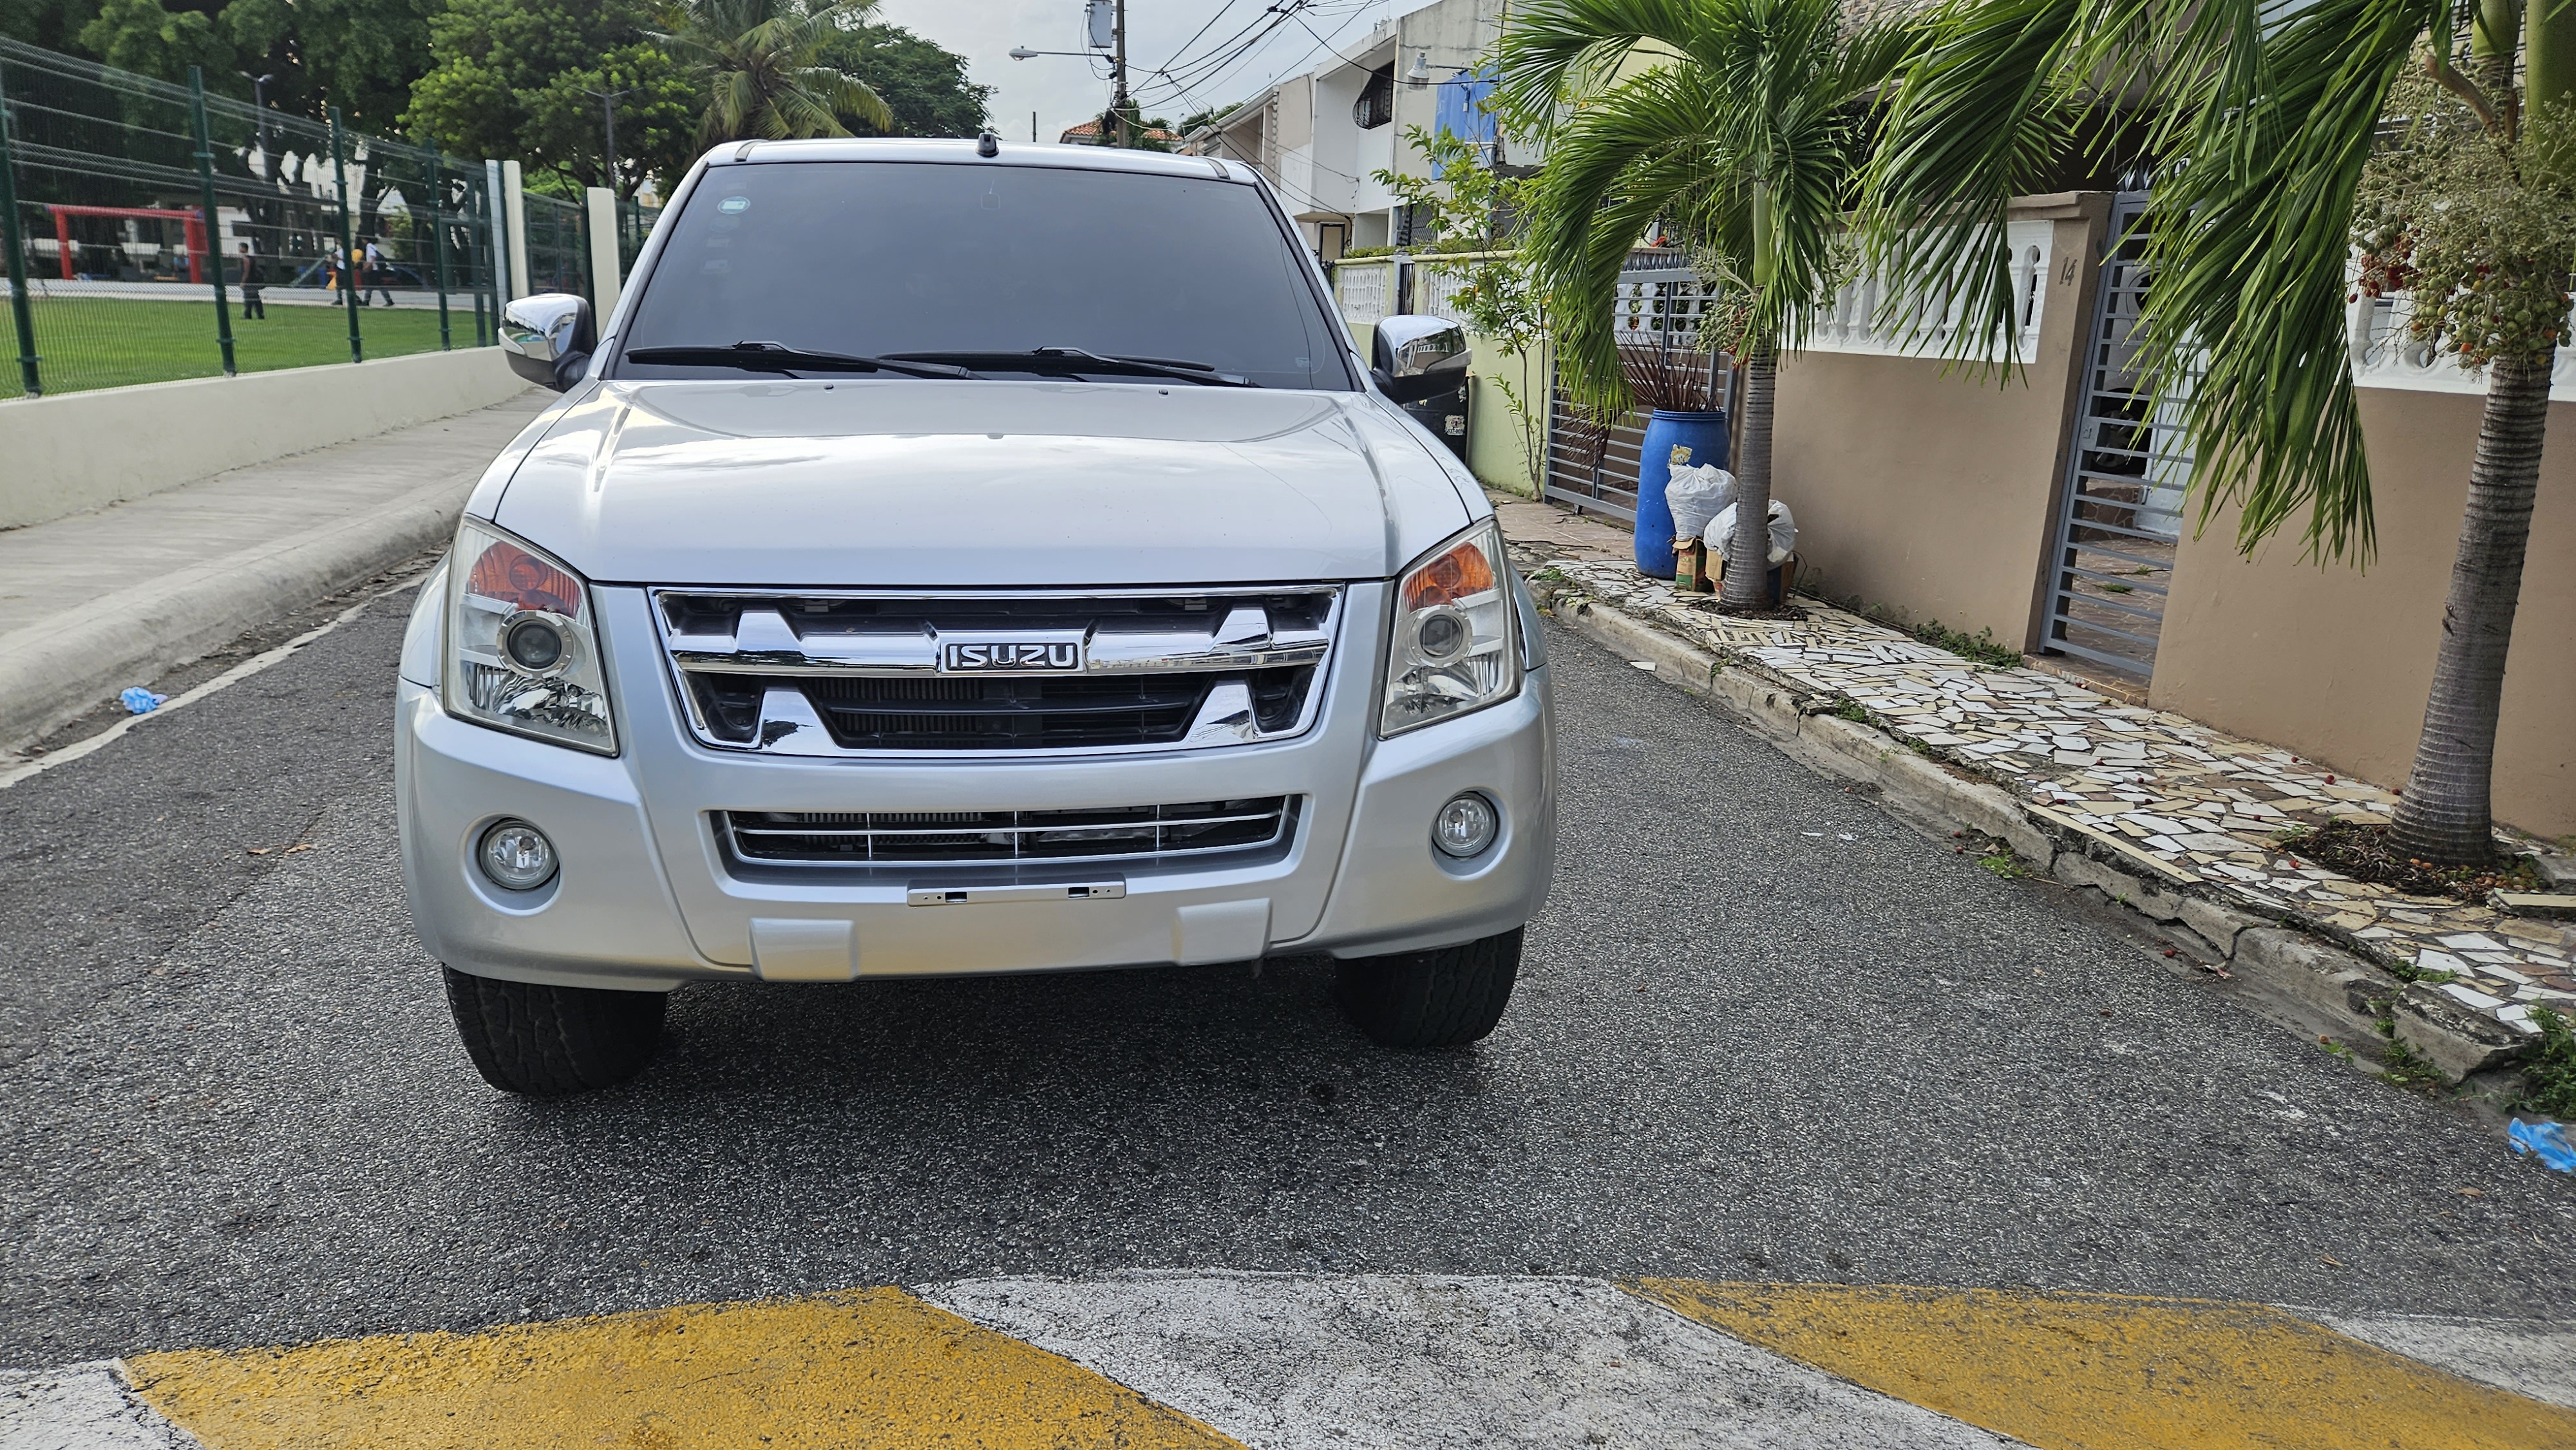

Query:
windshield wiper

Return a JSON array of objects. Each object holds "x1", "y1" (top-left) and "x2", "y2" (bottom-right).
[
  {"x1": 884, "y1": 347, "x2": 1257, "y2": 386},
  {"x1": 623, "y1": 341, "x2": 978, "y2": 380}
]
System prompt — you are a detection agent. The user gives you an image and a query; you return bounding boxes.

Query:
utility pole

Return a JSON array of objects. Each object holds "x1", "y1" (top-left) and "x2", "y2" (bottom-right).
[
  {"x1": 582, "y1": 86, "x2": 631, "y2": 198},
  {"x1": 1112, "y1": 0, "x2": 1130, "y2": 149}
]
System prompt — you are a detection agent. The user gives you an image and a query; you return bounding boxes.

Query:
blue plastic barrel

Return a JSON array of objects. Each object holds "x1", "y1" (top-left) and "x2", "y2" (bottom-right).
[{"x1": 1633, "y1": 409, "x2": 1730, "y2": 578}]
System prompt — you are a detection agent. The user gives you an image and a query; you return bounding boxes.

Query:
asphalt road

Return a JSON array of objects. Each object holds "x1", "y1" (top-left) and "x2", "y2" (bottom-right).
[{"x1": 1, "y1": 586, "x2": 2566, "y2": 1366}]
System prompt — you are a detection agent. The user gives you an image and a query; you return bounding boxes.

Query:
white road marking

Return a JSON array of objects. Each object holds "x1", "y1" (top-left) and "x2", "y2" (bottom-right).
[
  {"x1": 0, "y1": 1362, "x2": 192, "y2": 1450},
  {"x1": 927, "y1": 1271, "x2": 2025, "y2": 1450},
  {"x1": 2322, "y1": 1312, "x2": 2576, "y2": 1409},
  {"x1": 0, "y1": 568, "x2": 426, "y2": 795}
]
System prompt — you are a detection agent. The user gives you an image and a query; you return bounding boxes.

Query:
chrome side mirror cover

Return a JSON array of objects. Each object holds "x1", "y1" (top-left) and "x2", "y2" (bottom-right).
[
  {"x1": 1370, "y1": 314, "x2": 1470, "y2": 405},
  {"x1": 500, "y1": 293, "x2": 595, "y2": 391}
]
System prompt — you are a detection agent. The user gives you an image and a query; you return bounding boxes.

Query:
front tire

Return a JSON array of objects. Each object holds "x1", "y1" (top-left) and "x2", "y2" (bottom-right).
[
  {"x1": 442, "y1": 966, "x2": 666, "y2": 1095},
  {"x1": 1336, "y1": 927, "x2": 1522, "y2": 1048}
]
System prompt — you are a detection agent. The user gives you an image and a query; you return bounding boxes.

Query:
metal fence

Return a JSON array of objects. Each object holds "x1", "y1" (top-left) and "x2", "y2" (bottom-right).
[
  {"x1": 1544, "y1": 250, "x2": 1721, "y2": 523},
  {"x1": 0, "y1": 36, "x2": 500, "y2": 400},
  {"x1": 520, "y1": 189, "x2": 588, "y2": 303},
  {"x1": 618, "y1": 197, "x2": 659, "y2": 276}
]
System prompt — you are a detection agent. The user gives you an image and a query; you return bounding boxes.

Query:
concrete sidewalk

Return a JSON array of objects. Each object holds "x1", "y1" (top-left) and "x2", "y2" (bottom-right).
[
  {"x1": 1490, "y1": 489, "x2": 2575, "y2": 1082},
  {"x1": 0, "y1": 389, "x2": 546, "y2": 749}
]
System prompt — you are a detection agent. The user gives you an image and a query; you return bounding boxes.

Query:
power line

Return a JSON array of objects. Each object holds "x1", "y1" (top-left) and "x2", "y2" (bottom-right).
[
  {"x1": 1133, "y1": 4, "x2": 1312, "y2": 104},
  {"x1": 1132, "y1": 0, "x2": 1382, "y2": 108}
]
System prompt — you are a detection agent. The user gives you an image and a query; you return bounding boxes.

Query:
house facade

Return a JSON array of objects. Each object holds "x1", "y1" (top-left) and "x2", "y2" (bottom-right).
[{"x1": 1182, "y1": 0, "x2": 1523, "y2": 261}]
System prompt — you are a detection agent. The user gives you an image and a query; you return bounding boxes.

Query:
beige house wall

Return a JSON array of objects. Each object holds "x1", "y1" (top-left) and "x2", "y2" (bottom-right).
[
  {"x1": 1770, "y1": 200, "x2": 2108, "y2": 651},
  {"x1": 2153, "y1": 386, "x2": 2576, "y2": 837}
]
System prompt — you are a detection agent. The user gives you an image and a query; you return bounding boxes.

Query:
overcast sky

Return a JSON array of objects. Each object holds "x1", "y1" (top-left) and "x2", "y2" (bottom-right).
[{"x1": 876, "y1": 0, "x2": 1432, "y2": 143}]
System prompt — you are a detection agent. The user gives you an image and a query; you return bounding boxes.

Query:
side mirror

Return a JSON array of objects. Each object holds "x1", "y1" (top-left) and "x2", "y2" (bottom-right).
[
  {"x1": 1370, "y1": 314, "x2": 1470, "y2": 405},
  {"x1": 501, "y1": 293, "x2": 595, "y2": 391}
]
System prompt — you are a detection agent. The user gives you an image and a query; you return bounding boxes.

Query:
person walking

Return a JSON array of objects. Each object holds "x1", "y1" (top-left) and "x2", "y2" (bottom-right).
[
  {"x1": 362, "y1": 236, "x2": 395, "y2": 307},
  {"x1": 236, "y1": 243, "x2": 265, "y2": 319}
]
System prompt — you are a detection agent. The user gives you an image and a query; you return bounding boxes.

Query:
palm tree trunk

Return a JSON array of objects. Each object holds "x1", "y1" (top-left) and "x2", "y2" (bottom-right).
[
  {"x1": 1719, "y1": 342, "x2": 1777, "y2": 610},
  {"x1": 2389, "y1": 344, "x2": 2552, "y2": 863}
]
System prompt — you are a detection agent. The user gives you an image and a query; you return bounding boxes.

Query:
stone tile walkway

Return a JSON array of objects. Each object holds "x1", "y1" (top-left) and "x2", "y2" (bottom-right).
[{"x1": 1506, "y1": 511, "x2": 2575, "y2": 1038}]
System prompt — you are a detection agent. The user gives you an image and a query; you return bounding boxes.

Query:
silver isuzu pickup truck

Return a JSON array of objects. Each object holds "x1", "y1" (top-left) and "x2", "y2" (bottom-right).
[{"x1": 397, "y1": 137, "x2": 1557, "y2": 1095}]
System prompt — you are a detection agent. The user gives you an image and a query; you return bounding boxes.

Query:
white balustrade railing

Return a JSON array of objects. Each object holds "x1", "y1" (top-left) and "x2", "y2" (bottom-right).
[
  {"x1": 1334, "y1": 259, "x2": 1392, "y2": 328},
  {"x1": 2347, "y1": 283, "x2": 2576, "y2": 399},
  {"x1": 1803, "y1": 220, "x2": 2056, "y2": 363}
]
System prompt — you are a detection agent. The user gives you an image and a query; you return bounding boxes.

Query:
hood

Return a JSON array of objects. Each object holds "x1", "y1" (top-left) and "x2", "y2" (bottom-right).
[{"x1": 488, "y1": 380, "x2": 1477, "y2": 587}]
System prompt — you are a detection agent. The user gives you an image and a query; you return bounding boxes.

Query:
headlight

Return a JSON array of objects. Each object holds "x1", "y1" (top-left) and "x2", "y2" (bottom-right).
[
  {"x1": 1380, "y1": 519, "x2": 1520, "y2": 737},
  {"x1": 443, "y1": 518, "x2": 618, "y2": 754}
]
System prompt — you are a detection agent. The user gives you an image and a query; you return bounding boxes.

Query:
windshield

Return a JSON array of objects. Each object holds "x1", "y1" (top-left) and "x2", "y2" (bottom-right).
[{"x1": 615, "y1": 160, "x2": 1352, "y2": 390}]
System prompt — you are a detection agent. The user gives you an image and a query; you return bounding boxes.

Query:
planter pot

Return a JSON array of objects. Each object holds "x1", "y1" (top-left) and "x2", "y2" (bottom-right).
[{"x1": 1633, "y1": 408, "x2": 1730, "y2": 578}]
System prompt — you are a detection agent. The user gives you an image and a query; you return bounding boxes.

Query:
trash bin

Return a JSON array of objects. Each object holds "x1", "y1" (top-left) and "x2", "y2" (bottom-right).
[
  {"x1": 1402, "y1": 380, "x2": 1471, "y2": 463},
  {"x1": 1634, "y1": 408, "x2": 1729, "y2": 578}
]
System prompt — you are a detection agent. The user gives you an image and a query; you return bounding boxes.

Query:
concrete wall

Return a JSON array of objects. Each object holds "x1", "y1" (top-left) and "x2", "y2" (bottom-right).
[
  {"x1": 1465, "y1": 334, "x2": 1545, "y2": 496},
  {"x1": 0, "y1": 347, "x2": 525, "y2": 532},
  {"x1": 2154, "y1": 386, "x2": 2576, "y2": 836},
  {"x1": 1392, "y1": 0, "x2": 1508, "y2": 183},
  {"x1": 1771, "y1": 202, "x2": 2106, "y2": 650}
]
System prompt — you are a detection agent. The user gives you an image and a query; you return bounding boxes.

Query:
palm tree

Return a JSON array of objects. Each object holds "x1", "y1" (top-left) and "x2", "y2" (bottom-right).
[
  {"x1": 1494, "y1": 0, "x2": 1920, "y2": 612},
  {"x1": 658, "y1": 0, "x2": 893, "y2": 147},
  {"x1": 1864, "y1": 0, "x2": 2575, "y2": 864}
]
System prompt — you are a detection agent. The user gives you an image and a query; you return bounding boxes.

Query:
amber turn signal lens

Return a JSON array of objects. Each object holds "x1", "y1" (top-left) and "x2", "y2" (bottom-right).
[
  {"x1": 467, "y1": 540, "x2": 585, "y2": 617},
  {"x1": 1402, "y1": 540, "x2": 1497, "y2": 610}
]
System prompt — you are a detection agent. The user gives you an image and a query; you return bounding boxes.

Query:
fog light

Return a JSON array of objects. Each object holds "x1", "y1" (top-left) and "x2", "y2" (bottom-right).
[
  {"x1": 477, "y1": 818, "x2": 557, "y2": 890},
  {"x1": 1432, "y1": 792, "x2": 1498, "y2": 858}
]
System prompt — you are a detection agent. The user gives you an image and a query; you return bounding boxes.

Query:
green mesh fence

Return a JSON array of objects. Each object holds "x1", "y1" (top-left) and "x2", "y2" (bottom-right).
[
  {"x1": 520, "y1": 190, "x2": 589, "y2": 306},
  {"x1": 0, "y1": 36, "x2": 498, "y2": 400},
  {"x1": 619, "y1": 197, "x2": 660, "y2": 276}
]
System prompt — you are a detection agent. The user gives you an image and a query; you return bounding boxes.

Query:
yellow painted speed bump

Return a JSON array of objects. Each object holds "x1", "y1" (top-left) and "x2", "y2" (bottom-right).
[
  {"x1": 1631, "y1": 1279, "x2": 2576, "y2": 1450},
  {"x1": 124, "y1": 1286, "x2": 1243, "y2": 1450}
]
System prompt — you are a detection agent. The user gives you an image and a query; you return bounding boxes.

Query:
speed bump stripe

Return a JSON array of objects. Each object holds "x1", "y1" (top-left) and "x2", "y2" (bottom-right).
[
  {"x1": 120, "y1": 1286, "x2": 1244, "y2": 1450},
  {"x1": 1630, "y1": 1279, "x2": 2576, "y2": 1450}
]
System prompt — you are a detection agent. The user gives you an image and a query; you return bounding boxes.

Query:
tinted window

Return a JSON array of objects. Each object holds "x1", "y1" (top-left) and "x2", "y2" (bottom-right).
[{"x1": 617, "y1": 161, "x2": 1350, "y2": 390}]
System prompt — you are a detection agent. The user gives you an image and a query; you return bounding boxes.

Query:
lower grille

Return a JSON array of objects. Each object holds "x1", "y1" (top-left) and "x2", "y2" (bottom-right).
[{"x1": 720, "y1": 797, "x2": 1296, "y2": 868}]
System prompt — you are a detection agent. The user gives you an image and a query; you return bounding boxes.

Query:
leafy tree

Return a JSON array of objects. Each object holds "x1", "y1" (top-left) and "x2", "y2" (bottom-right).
[
  {"x1": 75, "y1": 0, "x2": 227, "y2": 80},
  {"x1": 1178, "y1": 104, "x2": 1235, "y2": 135},
  {"x1": 1, "y1": 0, "x2": 434, "y2": 130},
  {"x1": 0, "y1": 0, "x2": 97, "y2": 55},
  {"x1": 1494, "y1": 0, "x2": 1917, "y2": 610},
  {"x1": 1374, "y1": 124, "x2": 1552, "y2": 484},
  {"x1": 405, "y1": 0, "x2": 699, "y2": 196},
  {"x1": 655, "y1": 0, "x2": 891, "y2": 146},
  {"x1": 1864, "y1": 0, "x2": 2572, "y2": 863},
  {"x1": 816, "y1": 20, "x2": 990, "y2": 137}
]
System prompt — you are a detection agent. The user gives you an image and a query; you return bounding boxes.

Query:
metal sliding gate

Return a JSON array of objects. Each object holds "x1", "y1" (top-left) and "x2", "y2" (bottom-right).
[
  {"x1": 2042, "y1": 193, "x2": 2191, "y2": 685},
  {"x1": 1543, "y1": 251, "x2": 1718, "y2": 522}
]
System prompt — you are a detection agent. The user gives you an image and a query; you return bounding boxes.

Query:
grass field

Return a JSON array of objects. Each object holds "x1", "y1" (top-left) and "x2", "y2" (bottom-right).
[{"x1": 2, "y1": 295, "x2": 475, "y2": 399}]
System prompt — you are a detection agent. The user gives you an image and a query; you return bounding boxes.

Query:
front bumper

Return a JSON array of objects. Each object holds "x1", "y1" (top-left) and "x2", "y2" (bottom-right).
[{"x1": 398, "y1": 579, "x2": 1556, "y2": 990}]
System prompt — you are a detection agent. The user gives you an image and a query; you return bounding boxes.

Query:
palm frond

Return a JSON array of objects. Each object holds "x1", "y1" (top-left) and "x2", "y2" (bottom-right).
[
  {"x1": 2139, "y1": 0, "x2": 2434, "y2": 562},
  {"x1": 1491, "y1": 0, "x2": 1716, "y2": 134},
  {"x1": 1505, "y1": 0, "x2": 1895, "y2": 413},
  {"x1": 1859, "y1": 0, "x2": 2088, "y2": 370},
  {"x1": 1517, "y1": 67, "x2": 1732, "y2": 413}
]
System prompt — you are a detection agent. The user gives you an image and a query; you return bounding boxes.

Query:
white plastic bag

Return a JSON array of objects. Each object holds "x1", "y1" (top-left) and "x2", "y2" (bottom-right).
[
  {"x1": 1705, "y1": 497, "x2": 1797, "y2": 567},
  {"x1": 1663, "y1": 464, "x2": 1736, "y2": 542}
]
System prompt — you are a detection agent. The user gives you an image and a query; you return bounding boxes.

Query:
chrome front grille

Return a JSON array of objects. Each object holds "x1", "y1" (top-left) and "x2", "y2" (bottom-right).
[
  {"x1": 720, "y1": 797, "x2": 1298, "y2": 867},
  {"x1": 652, "y1": 588, "x2": 1339, "y2": 756}
]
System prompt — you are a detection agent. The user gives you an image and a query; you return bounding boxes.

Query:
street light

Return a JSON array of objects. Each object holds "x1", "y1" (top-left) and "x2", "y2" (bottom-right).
[
  {"x1": 1014, "y1": 0, "x2": 1130, "y2": 147},
  {"x1": 236, "y1": 71, "x2": 275, "y2": 167},
  {"x1": 580, "y1": 86, "x2": 632, "y2": 199}
]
